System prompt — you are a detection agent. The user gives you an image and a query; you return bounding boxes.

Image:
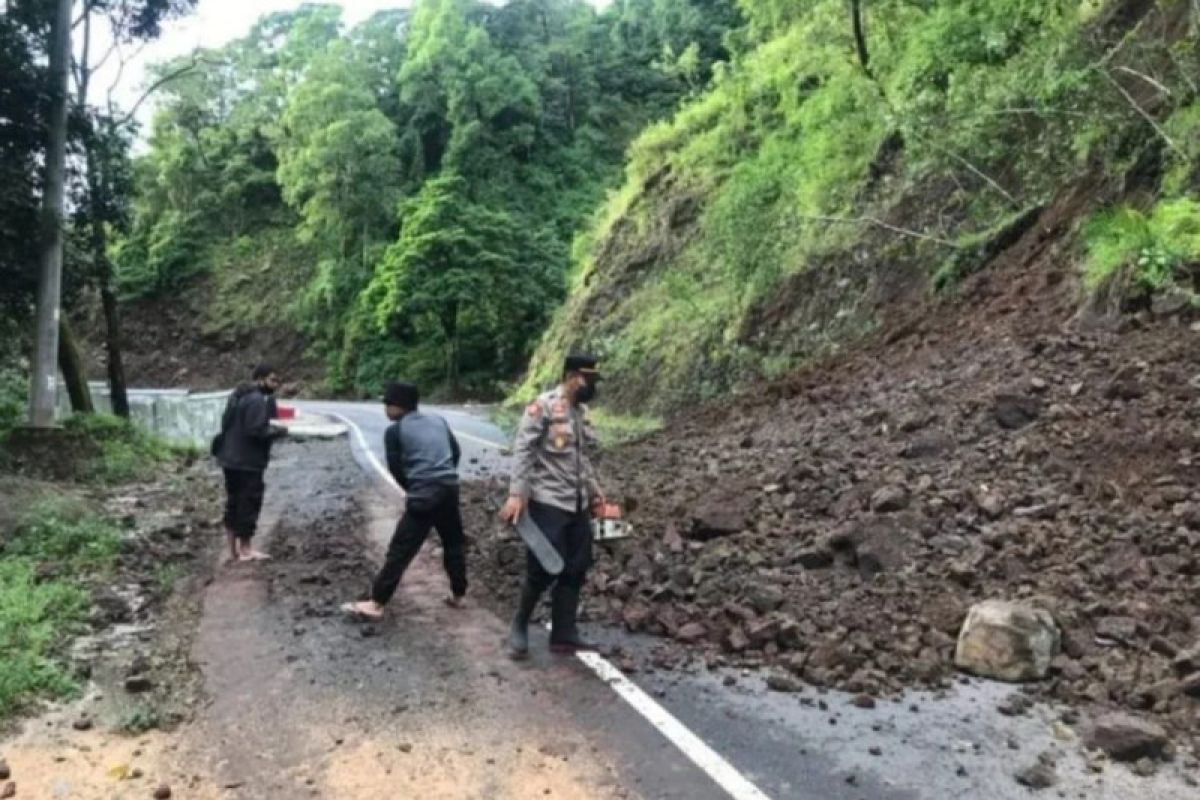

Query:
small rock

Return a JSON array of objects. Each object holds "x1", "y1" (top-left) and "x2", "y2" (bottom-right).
[
  {"x1": 1014, "y1": 761, "x2": 1056, "y2": 790},
  {"x1": 124, "y1": 676, "x2": 154, "y2": 693},
  {"x1": 0, "y1": 763, "x2": 7, "y2": 781},
  {"x1": 766, "y1": 673, "x2": 803, "y2": 693},
  {"x1": 1131, "y1": 758, "x2": 1158, "y2": 778},
  {"x1": 794, "y1": 548, "x2": 833, "y2": 570},
  {"x1": 72, "y1": 717, "x2": 93, "y2": 731},
  {"x1": 153, "y1": 786, "x2": 172, "y2": 799},
  {"x1": 852, "y1": 694, "x2": 876, "y2": 709},
  {"x1": 1083, "y1": 712, "x2": 1169, "y2": 763},
  {"x1": 870, "y1": 485, "x2": 909, "y2": 513},
  {"x1": 676, "y1": 622, "x2": 707, "y2": 644},
  {"x1": 1172, "y1": 646, "x2": 1200, "y2": 675},
  {"x1": 993, "y1": 394, "x2": 1041, "y2": 430},
  {"x1": 0, "y1": 781, "x2": 13, "y2": 799},
  {"x1": 868, "y1": 746, "x2": 882, "y2": 757},
  {"x1": 398, "y1": 743, "x2": 413, "y2": 753}
]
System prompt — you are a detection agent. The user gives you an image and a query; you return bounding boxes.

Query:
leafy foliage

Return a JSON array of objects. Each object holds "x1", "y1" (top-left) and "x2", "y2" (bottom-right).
[
  {"x1": 522, "y1": 0, "x2": 1200, "y2": 412},
  {"x1": 114, "y1": 0, "x2": 742, "y2": 396},
  {"x1": 1084, "y1": 199, "x2": 1200, "y2": 293}
]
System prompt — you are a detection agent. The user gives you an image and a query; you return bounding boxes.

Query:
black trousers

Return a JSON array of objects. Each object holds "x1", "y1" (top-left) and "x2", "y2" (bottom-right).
[
  {"x1": 371, "y1": 484, "x2": 467, "y2": 605},
  {"x1": 223, "y1": 468, "x2": 265, "y2": 542},
  {"x1": 524, "y1": 500, "x2": 594, "y2": 592}
]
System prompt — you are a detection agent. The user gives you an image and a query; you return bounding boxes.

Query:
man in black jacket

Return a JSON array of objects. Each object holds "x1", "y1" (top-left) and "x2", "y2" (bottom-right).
[
  {"x1": 215, "y1": 364, "x2": 287, "y2": 562},
  {"x1": 342, "y1": 381, "x2": 467, "y2": 619}
]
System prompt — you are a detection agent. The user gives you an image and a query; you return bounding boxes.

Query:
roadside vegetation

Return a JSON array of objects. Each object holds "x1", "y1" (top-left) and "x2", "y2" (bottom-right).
[{"x1": 0, "y1": 498, "x2": 121, "y2": 719}]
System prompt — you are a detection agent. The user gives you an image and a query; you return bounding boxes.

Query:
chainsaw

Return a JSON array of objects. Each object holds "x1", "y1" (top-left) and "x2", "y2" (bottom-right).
[{"x1": 594, "y1": 502, "x2": 633, "y2": 542}]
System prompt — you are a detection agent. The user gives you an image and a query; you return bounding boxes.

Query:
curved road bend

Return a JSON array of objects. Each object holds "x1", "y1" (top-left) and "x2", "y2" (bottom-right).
[{"x1": 293, "y1": 401, "x2": 1190, "y2": 800}]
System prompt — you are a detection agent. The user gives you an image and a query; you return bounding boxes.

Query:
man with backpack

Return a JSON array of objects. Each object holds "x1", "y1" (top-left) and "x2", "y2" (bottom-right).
[
  {"x1": 342, "y1": 381, "x2": 467, "y2": 619},
  {"x1": 213, "y1": 363, "x2": 288, "y2": 562}
]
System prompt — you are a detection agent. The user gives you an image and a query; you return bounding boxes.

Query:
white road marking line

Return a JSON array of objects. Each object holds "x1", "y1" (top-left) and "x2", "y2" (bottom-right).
[
  {"x1": 327, "y1": 411, "x2": 772, "y2": 800},
  {"x1": 447, "y1": 427, "x2": 509, "y2": 451},
  {"x1": 322, "y1": 411, "x2": 402, "y2": 494},
  {"x1": 575, "y1": 648, "x2": 773, "y2": 800}
]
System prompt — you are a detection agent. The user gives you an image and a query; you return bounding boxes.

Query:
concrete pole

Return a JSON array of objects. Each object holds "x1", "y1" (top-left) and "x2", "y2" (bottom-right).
[{"x1": 28, "y1": 0, "x2": 74, "y2": 427}]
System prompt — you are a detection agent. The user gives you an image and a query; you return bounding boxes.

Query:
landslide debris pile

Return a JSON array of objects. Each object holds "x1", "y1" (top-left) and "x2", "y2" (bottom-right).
[{"x1": 467, "y1": 267, "x2": 1200, "y2": 744}]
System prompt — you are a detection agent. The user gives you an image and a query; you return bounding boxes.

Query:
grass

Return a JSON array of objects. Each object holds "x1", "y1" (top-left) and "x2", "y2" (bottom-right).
[
  {"x1": 0, "y1": 499, "x2": 122, "y2": 719},
  {"x1": 1083, "y1": 198, "x2": 1200, "y2": 293},
  {"x1": 63, "y1": 414, "x2": 178, "y2": 485}
]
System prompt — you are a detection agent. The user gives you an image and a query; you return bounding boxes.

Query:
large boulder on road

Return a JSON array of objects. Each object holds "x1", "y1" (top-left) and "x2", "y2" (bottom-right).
[{"x1": 954, "y1": 600, "x2": 1059, "y2": 682}]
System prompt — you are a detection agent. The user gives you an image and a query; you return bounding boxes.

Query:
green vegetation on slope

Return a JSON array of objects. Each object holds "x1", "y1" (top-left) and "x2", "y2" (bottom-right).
[
  {"x1": 521, "y1": 0, "x2": 1200, "y2": 413},
  {"x1": 116, "y1": 0, "x2": 742, "y2": 397}
]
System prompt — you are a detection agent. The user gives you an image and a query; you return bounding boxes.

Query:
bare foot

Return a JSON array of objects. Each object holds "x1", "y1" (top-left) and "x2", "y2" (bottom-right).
[
  {"x1": 238, "y1": 548, "x2": 271, "y2": 561},
  {"x1": 341, "y1": 601, "x2": 384, "y2": 620},
  {"x1": 443, "y1": 595, "x2": 466, "y2": 609}
]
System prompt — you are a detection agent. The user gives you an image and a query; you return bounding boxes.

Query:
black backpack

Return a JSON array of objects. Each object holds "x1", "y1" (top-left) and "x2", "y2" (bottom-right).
[{"x1": 210, "y1": 387, "x2": 246, "y2": 458}]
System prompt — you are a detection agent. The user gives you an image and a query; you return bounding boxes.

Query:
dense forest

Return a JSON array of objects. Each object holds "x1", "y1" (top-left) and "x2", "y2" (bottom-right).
[
  {"x1": 2, "y1": 0, "x2": 1198, "y2": 419},
  {"x1": 111, "y1": 0, "x2": 740, "y2": 396}
]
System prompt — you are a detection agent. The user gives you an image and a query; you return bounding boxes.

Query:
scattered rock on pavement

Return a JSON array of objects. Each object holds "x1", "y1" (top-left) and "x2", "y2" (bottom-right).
[
  {"x1": 954, "y1": 601, "x2": 1059, "y2": 682},
  {"x1": 1083, "y1": 712, "x2": 1170, "y2": 763},
  {"x1": 153, "y1": 786, "x2": 172, "y2": 799}
]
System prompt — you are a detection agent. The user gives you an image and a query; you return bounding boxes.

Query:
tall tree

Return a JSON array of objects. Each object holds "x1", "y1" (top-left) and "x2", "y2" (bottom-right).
[{"x1": 28, "y1": 0, "x2": 73, "y2": 427}]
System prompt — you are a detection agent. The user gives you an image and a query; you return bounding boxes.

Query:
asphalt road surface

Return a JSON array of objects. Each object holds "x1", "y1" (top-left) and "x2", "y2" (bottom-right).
[{"x1": 293, "y1": 400, "x2": 1196, "y2": 800}]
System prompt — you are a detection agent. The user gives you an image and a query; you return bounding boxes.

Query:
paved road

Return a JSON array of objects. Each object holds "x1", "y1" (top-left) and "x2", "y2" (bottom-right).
[
  {"x1": 292, "y1": 401, "x2": 1196, "y2": 800},
  {"x1": 295, "y1": 400, "x2": 511, "y2": 483}
]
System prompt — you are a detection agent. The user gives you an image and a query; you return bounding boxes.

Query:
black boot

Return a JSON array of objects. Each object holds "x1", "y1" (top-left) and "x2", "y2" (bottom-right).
[
  {"x1": 508, "y1": 580, "x2": 542, "y2": 660},
  {"x1": 549, "y1": 579, "x2": 594, "y2": 654}
]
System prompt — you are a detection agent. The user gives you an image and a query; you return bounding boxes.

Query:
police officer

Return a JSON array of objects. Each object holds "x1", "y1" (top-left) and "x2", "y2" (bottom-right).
[{"x1": 500, "y1": 354, "x2": 605, "y2": 658}]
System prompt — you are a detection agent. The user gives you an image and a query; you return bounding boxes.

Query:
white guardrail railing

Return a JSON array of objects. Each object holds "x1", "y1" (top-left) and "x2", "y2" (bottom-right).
[{"x1": 57, "y1": 382, "x2": 231, "y2": 448}]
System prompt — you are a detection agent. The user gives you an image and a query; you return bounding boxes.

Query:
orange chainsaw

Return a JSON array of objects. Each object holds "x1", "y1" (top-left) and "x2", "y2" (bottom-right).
[{"x1": 594, "y1": 502, "x2": 632, "y2": 541}]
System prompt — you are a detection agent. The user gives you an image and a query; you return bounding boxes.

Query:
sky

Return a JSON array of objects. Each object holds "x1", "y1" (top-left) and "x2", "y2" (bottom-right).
[{"x1": 93, "y1": 1, "x2": 409, "y2": 117}]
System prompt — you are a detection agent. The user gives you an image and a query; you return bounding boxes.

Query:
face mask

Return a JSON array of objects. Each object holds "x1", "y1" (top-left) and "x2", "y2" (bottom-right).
[{"x1": 575, "y1": 379, "x2": 596, "y2": 404}]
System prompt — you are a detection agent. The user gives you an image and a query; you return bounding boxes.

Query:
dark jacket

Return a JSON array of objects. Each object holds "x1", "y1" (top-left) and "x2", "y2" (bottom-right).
[
  {"x1": 216, "y1": 385, "x2": 284, "y2": 472},
  {"x1": 385, "y1": 411, "x2": 460, "y2": 504}
]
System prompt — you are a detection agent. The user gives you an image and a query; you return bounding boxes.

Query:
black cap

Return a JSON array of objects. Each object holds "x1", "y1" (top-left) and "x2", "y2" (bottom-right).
[
  {"x1": 252, "y1": 362, "x2": 276, "y2": 380},
  {"x1": 562, "y1": 353, "x2": 600, "y2": 378},
  {"x1": 382, "y1": 381, "x2": 419, "y2": 408}
]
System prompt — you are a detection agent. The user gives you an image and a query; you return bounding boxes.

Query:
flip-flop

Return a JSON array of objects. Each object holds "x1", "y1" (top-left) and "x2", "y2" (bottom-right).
[
  {"x1": 238, "y1": 550, "x2": 271, "y2": 562},
  {"x1": 340, "y1": 602, "x2": 383, "y2": 622}
]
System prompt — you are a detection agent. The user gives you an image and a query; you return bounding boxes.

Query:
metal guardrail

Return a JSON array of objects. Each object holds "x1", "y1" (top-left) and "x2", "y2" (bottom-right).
[{"x1": 57, "y1": 381, "x2": 231, "y2": 448}]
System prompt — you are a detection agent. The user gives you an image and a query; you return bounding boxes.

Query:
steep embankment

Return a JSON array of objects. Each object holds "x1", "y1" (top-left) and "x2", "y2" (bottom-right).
[
  {"x1": 78, "y1": 232, "x2": 324, "y2": 392},
  {"x1": 469, "y1": 144, "x2": 1200, "y2": 750},
  {"x1": 521, "y1": 0, "x2": 1200, "y2": 415}
]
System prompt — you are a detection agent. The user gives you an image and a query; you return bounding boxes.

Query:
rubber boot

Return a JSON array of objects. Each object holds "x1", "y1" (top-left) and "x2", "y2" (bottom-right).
[
  {"x1": 549, "y1": 579, "x2": 595, "y2": 654},
  {"x1": 508, "y1": 580, "x2": 542, "y2": 660}
]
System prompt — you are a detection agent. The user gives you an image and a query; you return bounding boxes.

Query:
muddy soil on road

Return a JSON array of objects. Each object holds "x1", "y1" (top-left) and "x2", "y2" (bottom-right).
[{"x1": 184, "y1": 440, "x2": 665, "y2": 798}]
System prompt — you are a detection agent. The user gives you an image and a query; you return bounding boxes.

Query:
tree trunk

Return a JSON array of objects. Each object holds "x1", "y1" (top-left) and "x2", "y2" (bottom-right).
[
  {"x1": 99, "y1": 274, "x2": 130, "y2": 417},
  {"x1": 27, "y1": 0, "x2": 73, "y2": 427},
  {"x1": 58, "y1": 318, "x2": 95, "y2": 414},
  {"x1": 850, "y1": 1, "x2": 873, "y2": 78},
  {"x1": 86, "y1": 132, "x2": 131, "y2": 418}
]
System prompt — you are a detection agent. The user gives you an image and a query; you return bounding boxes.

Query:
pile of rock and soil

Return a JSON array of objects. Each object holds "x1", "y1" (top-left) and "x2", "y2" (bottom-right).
[{"x1": 465, "y1": 207, "x2": 1200, "y2": 765}]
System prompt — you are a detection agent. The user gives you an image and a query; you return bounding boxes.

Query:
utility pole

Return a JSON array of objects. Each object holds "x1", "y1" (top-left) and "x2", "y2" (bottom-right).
[{"x1": 28, "y1": 0, "x2": 73, "y2": 427}]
